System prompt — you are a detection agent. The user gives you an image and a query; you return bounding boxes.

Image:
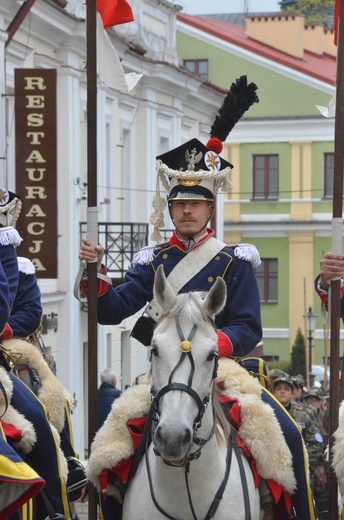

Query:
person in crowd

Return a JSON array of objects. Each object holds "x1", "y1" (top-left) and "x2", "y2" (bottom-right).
[
  {"x1": 98, "y1": 368, "x2": 122, "y2": 427},
  {"x1": 78, "y1": 77, "x2": 316, "y2": 519},
  {"x1": 274, "y1": 376, "x2": 324, "y2": 499},
  {"x1": 96, "y1": 368, "x2": 123, "y2": 517},
  {"x1": 304, "y1": 391, "x2": 329, "y2": 519},
  {"x1": 290, "y1": 375, "x2": 318, "y2": 421},
  {"x1": 304, "y1": 392, "x2": 327, "y2": 436}
]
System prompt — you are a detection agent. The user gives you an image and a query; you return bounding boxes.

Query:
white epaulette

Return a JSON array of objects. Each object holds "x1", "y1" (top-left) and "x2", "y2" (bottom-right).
[
  {"x1": 230, "y1": 243, "x2": 261, "y2": 268},
  {"x1": 0, "y1": 227, "x2": 22, "y2": 247},
  {"x1": 17, "y1": 257, "x2": 36, "y2": 275},
  {"x1": 132, "y1": 242, "x2": 169, "y2": 266}
]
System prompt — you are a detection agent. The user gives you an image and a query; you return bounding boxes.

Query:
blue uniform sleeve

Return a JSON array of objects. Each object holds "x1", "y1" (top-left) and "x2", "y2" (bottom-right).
[
  {"x1": 97, "y1": 262, "x2": 155, "y2": 325},
  {"x1": 0, "y1": 245, "x2": 19, "y2": 312},
  {"x1": 9, "y1": 271, "x2": 43, "y2": 337},
  {"x1": 0, "y1": 262, "x2": 10, "y2": 333},
  {"x1": 216, "y1": 254, "x2": 262, "y2": 357}
]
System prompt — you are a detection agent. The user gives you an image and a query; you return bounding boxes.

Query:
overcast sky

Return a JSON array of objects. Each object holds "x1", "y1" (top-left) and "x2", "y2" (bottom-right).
[{"x1": 175, "y1": 0, "x2": 281, "y2": 15}]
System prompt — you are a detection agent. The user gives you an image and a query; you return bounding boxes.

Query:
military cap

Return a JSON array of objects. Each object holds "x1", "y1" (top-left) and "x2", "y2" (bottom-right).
[
  {"x1": 274, "y1": 376, "x2": 294, "y2": 390},
  {"x1": 269, "y1": 368, "x2": 287, "y2": 379},
  {"x1": 150, "y1": 76, "x2": 259, "y2": 241},
  {"x1": 303, "y1": 391, "x2": 321, "y2": 402}
]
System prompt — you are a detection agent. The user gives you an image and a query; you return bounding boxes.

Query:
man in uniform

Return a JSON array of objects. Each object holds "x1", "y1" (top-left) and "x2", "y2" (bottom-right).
[
  {"x1": 0, "y1": 261, "x2": 45, "y2": 517},
  {"x1": 78, "y1": 77, "x2": 316, "y2": 519},
  {"x1": 0, "y1": 188, "x2": 73, "y2": 519}
]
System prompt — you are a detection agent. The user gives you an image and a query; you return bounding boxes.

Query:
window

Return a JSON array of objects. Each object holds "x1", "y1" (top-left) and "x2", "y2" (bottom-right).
[
  {"x1": 252, "y1": 155, "x2": 279, "y2": 200},
  {"x1": 255, "y1": 258, "x2": 278, "y2": 303},
  {"x1": 183, "y1": 59, "x2": 208, "y2": 80},
  {"x1": 324, "y1": 152, "x2": 334, "y2": 199}
]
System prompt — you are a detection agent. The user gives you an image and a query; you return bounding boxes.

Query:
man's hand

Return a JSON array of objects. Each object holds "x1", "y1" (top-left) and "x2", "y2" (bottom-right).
[
  {"x1": 79, "y1": 236, "x2": 104, "y2": 271},
  {"x1": 320, "y1": 252, "x2": 344, "y2": 290}
]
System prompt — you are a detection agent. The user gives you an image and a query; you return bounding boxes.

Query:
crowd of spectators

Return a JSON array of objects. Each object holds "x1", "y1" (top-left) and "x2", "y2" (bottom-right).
[{"x1": 270, "y1": 369, "x2": 330, "y2": 520}]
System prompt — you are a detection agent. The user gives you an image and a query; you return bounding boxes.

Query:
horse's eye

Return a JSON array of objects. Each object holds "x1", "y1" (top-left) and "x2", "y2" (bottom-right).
[
  {"x1": 150, "y1": 345, "x2": 159, "y2": 358},
  {"x1": 207, "y1": 351, "x2": 217, "y2": 361}
]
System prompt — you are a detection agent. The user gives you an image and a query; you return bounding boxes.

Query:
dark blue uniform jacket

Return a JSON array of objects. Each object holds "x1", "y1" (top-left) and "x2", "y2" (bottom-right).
[{"x1": 97, "y1": 243, "x2": 262, "y2": 357}]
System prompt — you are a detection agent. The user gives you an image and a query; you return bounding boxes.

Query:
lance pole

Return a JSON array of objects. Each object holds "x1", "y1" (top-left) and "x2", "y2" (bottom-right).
[
  {"x1": 86, "y1": 0, "x2": 98, "y2": 518},
  {"x1": 328, "y1": 1, "x2": 344, "y2": 515}
]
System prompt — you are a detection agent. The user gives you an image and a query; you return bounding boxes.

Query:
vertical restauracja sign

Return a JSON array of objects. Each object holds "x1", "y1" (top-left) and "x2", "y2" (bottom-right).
[{"x1": 15, "y1": 69, "x2": 57, "y2": 278}]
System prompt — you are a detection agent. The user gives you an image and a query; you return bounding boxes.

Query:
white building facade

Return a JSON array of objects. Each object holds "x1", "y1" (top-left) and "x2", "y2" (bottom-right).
[{"x1": 0, "y1": 0, "x2": 227, "y2": 456}]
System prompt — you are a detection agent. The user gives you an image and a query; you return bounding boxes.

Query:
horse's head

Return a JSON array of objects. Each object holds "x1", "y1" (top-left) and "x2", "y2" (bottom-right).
[{"x1": 150, "y1": 265, "x2": 226, "y2": 465}]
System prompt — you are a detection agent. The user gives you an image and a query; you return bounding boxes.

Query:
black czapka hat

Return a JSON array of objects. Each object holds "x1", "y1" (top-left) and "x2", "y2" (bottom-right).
[{"x1": 150, "y1": 76, "x2": 259, "y2": 241}]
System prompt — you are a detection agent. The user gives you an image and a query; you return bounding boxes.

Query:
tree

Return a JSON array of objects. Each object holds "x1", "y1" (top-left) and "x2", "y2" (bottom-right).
[
  {"x1": 289, "y1": 328, "x2": 307, "y2": 377},
  {"x1": 282, "y1": 0, "x2": 335, "y2": 28}
]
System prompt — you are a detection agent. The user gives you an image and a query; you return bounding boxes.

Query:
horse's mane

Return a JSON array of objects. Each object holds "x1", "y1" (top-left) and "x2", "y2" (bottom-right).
[{"x1": 213, "y1": 391, "x2": 231, "y2": 446}]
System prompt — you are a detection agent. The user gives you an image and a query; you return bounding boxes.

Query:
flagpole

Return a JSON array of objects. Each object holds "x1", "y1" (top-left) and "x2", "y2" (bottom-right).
[
  {"x1": 328, "y1": 1, "x2": 344, "y2": 516},
  {"x1": 86, "y1": 0, "x2": 98, "y2": 518}
]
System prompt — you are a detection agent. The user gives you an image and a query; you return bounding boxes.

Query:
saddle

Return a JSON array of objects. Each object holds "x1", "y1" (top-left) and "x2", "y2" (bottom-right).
[{"x1": 87, "y1": 360, "x2": 296, "y2": 515}]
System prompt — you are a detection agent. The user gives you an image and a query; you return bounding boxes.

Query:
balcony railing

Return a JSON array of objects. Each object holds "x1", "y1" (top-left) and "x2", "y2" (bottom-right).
[{"x1": 80, "y1": 222, "x2": 149, "y2": 279}]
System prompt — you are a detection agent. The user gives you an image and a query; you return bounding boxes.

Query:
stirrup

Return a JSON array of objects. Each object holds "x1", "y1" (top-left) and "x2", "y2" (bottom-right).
[{"x1": 67, "y1": 457, "x2": 88, "y2": 502}]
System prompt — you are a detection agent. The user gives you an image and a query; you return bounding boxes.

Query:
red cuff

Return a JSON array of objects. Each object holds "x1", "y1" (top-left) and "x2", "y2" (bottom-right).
[
  {"x1": 80, "y1": 266, "x2": 110, "y2": 298},
  {"x1": 217, "y1": 331, "x2": 233, "y2": 358},
  {"x1": 2, "y1": 323, "x2": 13, "y2": 340}
]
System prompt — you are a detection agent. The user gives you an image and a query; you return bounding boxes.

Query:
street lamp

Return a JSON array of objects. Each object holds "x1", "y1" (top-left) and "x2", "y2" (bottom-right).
[{"x1": 305, "y1": 306, "x2": 318, "y2": 379}]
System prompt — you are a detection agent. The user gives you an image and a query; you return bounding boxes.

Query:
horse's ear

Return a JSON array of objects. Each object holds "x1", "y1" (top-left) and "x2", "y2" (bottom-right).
[
  {"x1": 154, "y1": 264, "x2": 176, "y2": 312},
  {"x1": 203, "y1": 277, "x2": 227, "y2": 317}
]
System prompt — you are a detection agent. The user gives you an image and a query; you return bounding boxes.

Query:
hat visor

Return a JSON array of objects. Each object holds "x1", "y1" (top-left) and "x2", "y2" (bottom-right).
[
  {"x1": 168, "y1": 183, "x2": 214, "y2": 202},
  {"x1": 168, "y1": 192, "x2": 214, "y2": 202}
]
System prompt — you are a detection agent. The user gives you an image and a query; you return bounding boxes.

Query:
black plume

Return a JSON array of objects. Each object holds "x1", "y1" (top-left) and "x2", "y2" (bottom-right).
[{"x1": 210, "y1": 76, "x2": 259, "y2": 141}]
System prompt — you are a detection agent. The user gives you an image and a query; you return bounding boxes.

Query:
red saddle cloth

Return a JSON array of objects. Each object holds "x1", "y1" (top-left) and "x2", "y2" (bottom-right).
[{"x1": 99, "y1": 395, "x2": 292, "y2": 518}]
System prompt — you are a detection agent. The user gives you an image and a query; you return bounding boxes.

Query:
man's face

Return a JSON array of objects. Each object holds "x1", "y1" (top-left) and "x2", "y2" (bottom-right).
[
  {"x1": 305, "y1": 396, "x2": 322, "y2": 409},
  {"x1": 293, "y1": 386, "x2": 303, "y2": 400},
  {"x1": 274, "y1": 382, "x2": 294, "y2": 407},
  {"x1": 170, "y1": 200, "x2": 213, "y2": 240}
]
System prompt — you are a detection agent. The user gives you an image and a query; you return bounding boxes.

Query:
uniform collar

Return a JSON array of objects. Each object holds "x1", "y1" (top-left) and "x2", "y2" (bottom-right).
[{"x1": 169, "y1": 228, "x2": 214, "y2": 251}]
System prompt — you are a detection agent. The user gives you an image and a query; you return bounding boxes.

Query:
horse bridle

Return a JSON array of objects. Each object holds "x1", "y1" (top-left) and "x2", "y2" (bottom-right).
[
  {"x1": 150, "y1": 318, "x2": 218, "y2": 464},
  {"x1": 145, "y1": 315, "x2": 252, "y2": 520}
]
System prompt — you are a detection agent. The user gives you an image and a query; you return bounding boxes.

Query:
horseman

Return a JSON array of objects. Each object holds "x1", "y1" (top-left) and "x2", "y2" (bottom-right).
[
  {"x1": 0, "y1": 260, "x2": 46, "y2": 517},
  {"x1": 78, "y1": 77, "x2": 316, "y2": 519},
  {"x1": 5, "y1": 252, "x2": 87, "y2": 504},
  {"x1": 0, "y1": 188, "x2": 74, "y2": 519}
]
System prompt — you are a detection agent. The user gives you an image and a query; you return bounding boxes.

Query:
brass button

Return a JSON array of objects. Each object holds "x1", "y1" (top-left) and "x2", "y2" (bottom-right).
[
  {"x1": 163, "y1": 254, "x2": 168, "y2": 259},
  {"x1": 208, "y1": 276, "x2": 214, "y2": 283},
  {"x1": 215, "y1": 256, "x2": 220, "y2": 261}
]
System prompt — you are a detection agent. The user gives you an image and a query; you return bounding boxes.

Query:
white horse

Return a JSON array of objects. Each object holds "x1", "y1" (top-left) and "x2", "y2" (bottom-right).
[{"x1": 123, "y1": 265, "x2": 261, "y2": 520}]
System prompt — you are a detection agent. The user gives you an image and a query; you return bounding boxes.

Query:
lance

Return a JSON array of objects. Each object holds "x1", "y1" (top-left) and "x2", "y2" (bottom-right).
[
  {"x1": 86, "y1": 0, "x2": 98, "y2": 518},
  {"x1": 328, "y1": 0, "x2": 344, "y2": 516}
]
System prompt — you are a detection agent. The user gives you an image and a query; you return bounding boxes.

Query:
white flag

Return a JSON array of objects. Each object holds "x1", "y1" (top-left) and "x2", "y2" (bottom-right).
[
  {"x1": 315, "y1": 94, "x2": 336, "y2": 118},
  {"x1": 96, "y1": 12, "x2": 142, "y2": 92}
]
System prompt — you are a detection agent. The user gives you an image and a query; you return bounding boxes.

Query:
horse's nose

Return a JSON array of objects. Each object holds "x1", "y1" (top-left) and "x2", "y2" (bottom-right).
[{"x1": 155, "y1": 424, "x2": 192, "y2": 459}]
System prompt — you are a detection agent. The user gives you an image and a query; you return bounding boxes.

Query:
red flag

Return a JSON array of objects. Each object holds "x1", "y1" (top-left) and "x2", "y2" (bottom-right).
[
  {"x1": 97, "y1": 0, "x2": 134, "y2": 29},
  {"x1": 334, "y1": 0, "x2": 340, "y2": 45}
]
